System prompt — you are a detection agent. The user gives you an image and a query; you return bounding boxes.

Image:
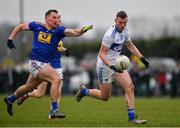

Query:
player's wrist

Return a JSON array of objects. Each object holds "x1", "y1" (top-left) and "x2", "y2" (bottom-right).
[
  {"x1": 7, "y1": 39, "x2": 16, "y2": 49},
  {"x1": 140, "y1": 56, "x2": 149, "y2": 68},
  {"x1": 107, "y1": 64, "x2": 111, "y2": 67},
  {"x1": 109, "y1": 65, "x2": 116, "y2": 70},
  {"x1": 8, "y1": 38, "x2": 13, "y2": 41},
  {"x1": 140, "y1": 56, "x2": 145, "y2": 60}
]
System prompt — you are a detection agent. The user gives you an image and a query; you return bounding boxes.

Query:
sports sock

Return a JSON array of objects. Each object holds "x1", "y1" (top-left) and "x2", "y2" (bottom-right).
[
  {"x1": 50, "y1": 105, "x2": 60, "y2": 112},
  {"x1": 128, "y1": 109, "x2": 135, "y2": 121},
  {"x1": 26, "y1": 93, "x2": 29, "y2": 97},
  {"x1": 80, "y1": 88, "x2": 89, "y2": 96},
  {"x1": 51, "y1": 101, "x2": 58, "y2": 112},
  {"x1": 7, "y1": 94, "x2": 17, "y2": 104}
]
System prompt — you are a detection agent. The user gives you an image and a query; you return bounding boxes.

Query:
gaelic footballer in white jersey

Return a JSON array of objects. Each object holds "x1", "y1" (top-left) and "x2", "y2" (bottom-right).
[
  {"x1": 76, "y1": 11, "x2": 149, "y2": 124},
  {"x1": 97, "y1": 25, "x2": 131, "y2": 68}
]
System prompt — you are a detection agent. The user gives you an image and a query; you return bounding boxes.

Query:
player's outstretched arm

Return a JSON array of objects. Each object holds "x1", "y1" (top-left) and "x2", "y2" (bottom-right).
[
  {"x1": 125, "y1": 41, "x2": 143, "y2": 58},
  {"x1": 7, "y1": 23, "x2": 29, "y2": 49},
  {"x1": 125, "y1": 41, "x2": 149, "y2": 68},
  {"x1": 8, "y1": 23, "x2": 29, "y2": 40},
  {"x1": 64, "y1": 25, "x2": 93, "y2": 37}
]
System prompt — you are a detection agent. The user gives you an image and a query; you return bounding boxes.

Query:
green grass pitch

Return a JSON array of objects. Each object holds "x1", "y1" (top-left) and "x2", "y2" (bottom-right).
[{"x1": 0, "y1": 95, "x2": 180, "y2": 127}]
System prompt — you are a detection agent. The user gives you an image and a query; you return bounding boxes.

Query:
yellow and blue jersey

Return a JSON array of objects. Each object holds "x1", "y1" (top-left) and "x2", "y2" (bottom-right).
[
  {"x1": 50, "y1": 40, "x2": 64, "y2": 68},
  {"x1": 28, "y1": 21, "x2": 66, "y2": 63}
]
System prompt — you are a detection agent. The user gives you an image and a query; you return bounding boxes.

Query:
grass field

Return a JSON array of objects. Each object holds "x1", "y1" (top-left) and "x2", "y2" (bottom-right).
[{"x1": 0, "y1": 95, "x2": 180, "y2": 127}]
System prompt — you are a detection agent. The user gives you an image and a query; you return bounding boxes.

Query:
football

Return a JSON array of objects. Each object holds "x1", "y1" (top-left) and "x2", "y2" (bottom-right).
[{"x1": 115, "y1": 55, "x2": 130, "y2": 71}]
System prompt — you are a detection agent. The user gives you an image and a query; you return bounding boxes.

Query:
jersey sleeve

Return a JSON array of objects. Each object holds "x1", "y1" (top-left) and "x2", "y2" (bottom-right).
[
  {"x1": 125, "y1": 30, "x2": 131, "y2": 43},
  {"x1": 102, "y1": 34, "x2": 114, "y2": 48},
  {"x1": 56, "y1": 26, "x2": 66, "y2": 38},
  {"x1": 28, "y1": 21, "x2": 37, "y2": 31}
]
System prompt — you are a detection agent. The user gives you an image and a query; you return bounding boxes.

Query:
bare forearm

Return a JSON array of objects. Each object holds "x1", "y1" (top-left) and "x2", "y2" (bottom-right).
[
  {"x1": 8, "y1": 23, "x2": 29, "y2": 40},
  {"x1": 8, "y1": 25, "x2": 23, "y2": 40},
  {"x1": 65, "y1": 25, "x2": 93, "y2": 37},
  {"x1": 72, "y1": 28, "x2": 83, "y2": 36},
  {"x1": 99, "y1": 53, "x2": 110, "y2": 67},
  {"x1": 130, "y1": 45, "x2": 143, "y2": 58},
  {"x1": 65, "y1": 28, "x2": 83, "y2": 37},
  {"x1": 127, "y1": 43, "x2": 143, "y2": 58}
]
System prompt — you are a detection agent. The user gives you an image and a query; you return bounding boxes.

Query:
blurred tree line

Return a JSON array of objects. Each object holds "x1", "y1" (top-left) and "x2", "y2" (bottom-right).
[
  {"x1": 63, "y1": 36, "x2": 180, "y2": 60},
  {"x1": 0, "y1": 23, "x2": 180, "y2": 65},
  {"x1": 134, "y1": 37, "x2": 180, "y2": 59}
]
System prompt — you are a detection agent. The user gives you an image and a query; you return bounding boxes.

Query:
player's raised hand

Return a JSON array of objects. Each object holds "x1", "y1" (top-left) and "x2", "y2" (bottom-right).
[
  {"x1": 140, "y1": 56, "x2": 149, "y2": 68},
  {"x1": 82, "y1": 25, "x2": 93, "y2": 33},
  {"x1": 7, "y1": 39, "x2": 16, "y2": 49},
  {"x1": 109, "y1": 65, "x2": 123, "y2": 73}
]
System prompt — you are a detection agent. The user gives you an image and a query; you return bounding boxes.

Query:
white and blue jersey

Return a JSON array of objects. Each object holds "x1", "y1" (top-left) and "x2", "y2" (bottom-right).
[
  {"x1": 97, "y1": 25, "x2": 131, "y2": 68},
  {"x1": 28, "y1": 21, "x2": 66, "y2": 63}
]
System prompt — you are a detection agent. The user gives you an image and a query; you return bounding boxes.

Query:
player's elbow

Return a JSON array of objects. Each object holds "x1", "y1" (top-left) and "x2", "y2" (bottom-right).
[
  {"x1": 98, "y1": 53, "x2": 104, "y2": 60},
  {"x1": 15, "y1": 23, "x2": 28, "y2": 31}
]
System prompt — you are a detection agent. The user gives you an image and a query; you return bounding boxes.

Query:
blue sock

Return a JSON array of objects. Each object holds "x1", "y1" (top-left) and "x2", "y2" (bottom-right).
[
  {"x1": 80, "y1": 88, "x2": 89, "y2": 96},
  {"x1": 7, "y1": 94, "x2": 17, "y2": 104},
  {"x1": 128, "y1": 109, "x2": 135, "y2": 121},
  {"x1": 51, "y1": 101, "x2": 58, "y2": 112},
  {"x1": 51, "y1": 104, "x2": 60, "y2": 112}
]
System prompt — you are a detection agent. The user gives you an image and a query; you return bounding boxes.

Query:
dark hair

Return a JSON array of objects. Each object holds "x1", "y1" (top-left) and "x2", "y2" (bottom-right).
[
  {"x1": 116, "y1": 11, "x2": 128, "y2": 19},
  {"x1": 45, "y1": 9, "x2": 58, "y2": 16}
]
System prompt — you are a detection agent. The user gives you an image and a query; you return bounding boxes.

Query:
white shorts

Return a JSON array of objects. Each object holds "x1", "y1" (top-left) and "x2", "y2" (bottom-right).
[
  {"x1": 29, "y1": 60, "x2": 64, "y2": 79},
  {"x1": 96, "y1": 66, "x2": 116, "y2": 84},
  {"x1": 28, "y1": 59, "x2": 47, "y2": 78},
  {"x1": 55, "y1": 68, "x2": 63, "y2": 80}
]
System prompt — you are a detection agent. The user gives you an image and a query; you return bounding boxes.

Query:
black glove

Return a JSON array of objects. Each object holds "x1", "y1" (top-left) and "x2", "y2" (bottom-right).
[
  {"x1": 7, "y1": 39, "x2": 16, "y2": 49},
  {"x1": 64, "y1": 49, "x2": 69, "y2": 57},
  {"x1": 109, "y1": 65, "x2": 123, "y2": 73},
  {"x1": 140, "y1": 56, "x2": 149, "y2": 68}
]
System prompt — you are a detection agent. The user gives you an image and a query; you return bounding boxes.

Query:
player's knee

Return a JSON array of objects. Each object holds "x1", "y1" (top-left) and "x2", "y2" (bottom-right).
[
  {"x1": 131, "y1": 83, "x2": 135, "y2": 91},
  {"x1": 52, "y1": 76, "x2": 61, "y2": 85},
  {"x1": 126, "y1": 83, "x2": 134, "y2": 93}
]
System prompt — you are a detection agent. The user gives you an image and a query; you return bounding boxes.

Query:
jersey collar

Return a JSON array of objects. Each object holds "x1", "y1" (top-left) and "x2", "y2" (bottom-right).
[{"x1": 115, "y1": 25, "x2": 122, "y2": 33}]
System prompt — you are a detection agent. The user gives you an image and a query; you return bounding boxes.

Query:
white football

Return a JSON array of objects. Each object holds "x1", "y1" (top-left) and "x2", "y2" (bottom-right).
[{"x1": 115, "y1": 55, "x2": 130, "y2": 71}]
